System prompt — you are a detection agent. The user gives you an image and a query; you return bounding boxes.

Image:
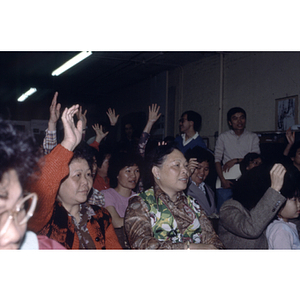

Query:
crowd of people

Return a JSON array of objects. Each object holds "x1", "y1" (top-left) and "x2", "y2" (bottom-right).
[{"x1": 1, "y1": 91, "x2": 300, "y2": 250}]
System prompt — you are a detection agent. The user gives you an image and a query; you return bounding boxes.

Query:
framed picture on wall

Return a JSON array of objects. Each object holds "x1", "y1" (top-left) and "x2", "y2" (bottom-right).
[{"x1": 275, "y1": 95, "x2": 298, "y2": 131}]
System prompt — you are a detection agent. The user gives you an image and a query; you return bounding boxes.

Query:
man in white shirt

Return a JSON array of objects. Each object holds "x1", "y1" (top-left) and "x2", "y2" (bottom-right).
[{"x1": 214, "y1": 107, "x2": 260, "y2": 211}]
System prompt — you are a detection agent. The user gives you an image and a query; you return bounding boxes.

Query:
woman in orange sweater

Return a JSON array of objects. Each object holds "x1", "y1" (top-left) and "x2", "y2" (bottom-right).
[{"x1": 27, "y1": 104, "x2": 121, "y2": 250}]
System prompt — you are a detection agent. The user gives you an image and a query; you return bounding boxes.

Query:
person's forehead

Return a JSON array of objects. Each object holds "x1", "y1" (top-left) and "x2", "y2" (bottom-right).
[
  {"x1": 165, "y1": 149, "x2": 186, "y2": 162},
  {"x1": 231, "y1": 112, "x2": 245, "y2": 118}
]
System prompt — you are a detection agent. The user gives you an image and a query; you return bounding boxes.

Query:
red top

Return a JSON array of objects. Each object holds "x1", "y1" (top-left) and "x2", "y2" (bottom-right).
[{"x1": 27, "y1": 144, "x2": 121, "y2": 250}]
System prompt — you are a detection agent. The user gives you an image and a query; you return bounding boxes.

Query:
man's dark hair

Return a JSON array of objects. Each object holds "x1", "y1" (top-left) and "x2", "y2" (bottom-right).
[
  {"x1": 182, "y1": 110, "x2": 202, "y2": 132},
  {"x1": 227, "y1": 107, "x2": 247, "y2": 124}
]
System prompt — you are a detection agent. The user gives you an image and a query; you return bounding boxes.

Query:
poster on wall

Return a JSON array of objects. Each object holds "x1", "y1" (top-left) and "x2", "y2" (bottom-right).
[{"x1": 275, "y1": 95, "x2": 298, "y2": 131}]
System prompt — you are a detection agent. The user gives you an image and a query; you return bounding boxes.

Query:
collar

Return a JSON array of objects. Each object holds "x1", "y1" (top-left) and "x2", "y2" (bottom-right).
[
  {"x1": 153, "y1": 183, "x2": 186, "y2": 206},
  {"x1": 181, "y1": 132, "x2": 199, "y2": 145},
  {"x1": 229, "y1": 129, "x2": 246, "y2": 138}
]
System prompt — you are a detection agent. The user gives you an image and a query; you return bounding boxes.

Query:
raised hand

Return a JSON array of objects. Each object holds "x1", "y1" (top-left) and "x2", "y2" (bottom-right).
[
  {"x1": 144, "y1": 104, "x2": 161, "y2": 134},
  {"x1": 92, "y1": 123, "x2": 109, "y2": 143},
  {"x1": 48, "y1": 92, "x2": 61, "y2": 131},
  {"x1": 286, "y1": 127, "x2": 295, "y2": 145},
  {"x1": 188, "y1": 158, "x2": 198, "y2": 176},
  {"x1": 106, "y1": 108, "x2": 119, "y2": 126},
  {"x1": 61, "y1": 105, "x2": 83, "y2": 152},
  {"x1": 76, "y1": 105, "x2": 87, "y2": 130},
  {"x1": 148, "y1": 104, "x2": 161, "y2": 125},
  {"x1": 270, "y1": 163, "x2": 286, "y2": 192}
]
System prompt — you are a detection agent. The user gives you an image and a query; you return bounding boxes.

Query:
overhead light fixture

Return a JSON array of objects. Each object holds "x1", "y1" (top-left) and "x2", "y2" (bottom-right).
[
  {"x1": 51, "y1": 51, "x2": 92, "y2": 76},
  {"x1": 17, "y1": 88, "x2": 37, "y2": 102}
]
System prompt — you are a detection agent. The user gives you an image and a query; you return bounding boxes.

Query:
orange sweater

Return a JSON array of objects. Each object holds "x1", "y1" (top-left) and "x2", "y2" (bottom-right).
[{"x1": 27, "y1": 144, "x2": 121, "y2": 250}]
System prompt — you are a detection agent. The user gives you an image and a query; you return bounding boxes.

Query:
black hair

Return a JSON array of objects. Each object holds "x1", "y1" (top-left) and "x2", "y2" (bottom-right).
[
  {"x1": 227, "y1": 107, "x2": 247, "y2": 124},
  {"x1": 143, "y1": 142, "x2": 180, "y2": 190},
  {"x1": 108, "y1": 151, "x2": 142, "y2": 188},
  {"x1": 95, "y1": 145, "x2": 112, "y2": 168},
  {"x1": 181, "y1": 111, "x2": 202, "y2": 132},
  {"x1": 72, "y1": 141, "x2": 96, "y2": 173},
  {"x1": 185, "y1": 146, "x2": 212, "y2": 164},
  {"x1": 184, "y1": 146, "x2": 217, "y2": 189},
  {"x1": 0, "y1": 118, "x2": 42, "y2": 189},
  {"x1": 240, "y1": 152, "x2": 262, "y2": 175}
]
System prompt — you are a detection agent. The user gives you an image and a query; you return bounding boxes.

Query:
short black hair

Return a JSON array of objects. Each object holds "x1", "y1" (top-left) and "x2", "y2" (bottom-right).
[
  {"x1": 227, "y1": 107, "x2": 246, "y2": 123},
  {"x1": 185, "y1": 146, "x2": 212, "y2": 164},
  {"x1": 108, "y1": 151, "x2": 142, "y2": 188},
  {"x1": 72, "y1": 141, "x2": 96, "y2": 172},
  {"x1": 182, "y1": 111, "x2": 202, "y2": 132}
]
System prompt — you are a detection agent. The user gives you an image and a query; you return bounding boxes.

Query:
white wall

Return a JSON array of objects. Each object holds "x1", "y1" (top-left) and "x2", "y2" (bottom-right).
[{"x1": 168, "y1": 52, "x2": 300, "y2": 150}]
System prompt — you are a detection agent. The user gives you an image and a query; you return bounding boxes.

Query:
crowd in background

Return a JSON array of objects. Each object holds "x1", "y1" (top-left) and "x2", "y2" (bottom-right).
[{"x1": 1, "y1": 91, "x2": 300, "y2": 250}]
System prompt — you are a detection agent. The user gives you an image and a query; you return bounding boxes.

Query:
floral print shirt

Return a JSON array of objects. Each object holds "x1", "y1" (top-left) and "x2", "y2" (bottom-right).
[{"x1": 124, "y1": 184, "x2": 224, "y2": 249}]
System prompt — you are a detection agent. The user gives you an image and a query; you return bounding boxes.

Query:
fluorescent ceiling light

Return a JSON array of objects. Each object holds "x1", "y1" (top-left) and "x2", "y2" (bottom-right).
[
  {"x1": 17, "y1": 88, "x2": 37, "y2": 102},
  {"x1": 51, "y1": 51, "x2": 92, "y2": 76}
]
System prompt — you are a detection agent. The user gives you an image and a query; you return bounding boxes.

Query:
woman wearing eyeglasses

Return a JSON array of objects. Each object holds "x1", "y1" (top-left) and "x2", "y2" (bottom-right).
[
  {"x1": 0, "y1": 119, "x2": 65, "y2": 250},
  {"x1": 27, "y1": 105, "x2": 121, "y2": 250}
]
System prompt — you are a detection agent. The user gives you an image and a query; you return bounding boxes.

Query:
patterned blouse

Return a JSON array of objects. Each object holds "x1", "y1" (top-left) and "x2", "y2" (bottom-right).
[{"x1": 124, "y1": 184, "x2": 224, "y2": 249}]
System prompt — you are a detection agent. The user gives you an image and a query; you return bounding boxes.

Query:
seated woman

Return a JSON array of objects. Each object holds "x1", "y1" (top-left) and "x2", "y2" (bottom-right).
[
  {"x1": 218, "y1": 163, "x2": 289, "y2": 249},
  {"x1": 27, "y1": 105, "x2": 121, "y2": 250},
  {"x1": 124, "y1": 143, "x2": 224, "y2": 249},
  {"x1": 102, "y1": 151, "x2": 142, "y2": 248},
  {"x1": 185, "y1": 146, "x2": 218, "y2": 218},
  {"x1": 0, "y1": 118, "x2": 65, "y2": 250}
]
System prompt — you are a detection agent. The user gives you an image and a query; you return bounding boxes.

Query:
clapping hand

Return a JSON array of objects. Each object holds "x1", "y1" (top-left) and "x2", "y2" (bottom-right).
[{"x1": 61, "y1": 105, "x2": 82, "y2": 152}]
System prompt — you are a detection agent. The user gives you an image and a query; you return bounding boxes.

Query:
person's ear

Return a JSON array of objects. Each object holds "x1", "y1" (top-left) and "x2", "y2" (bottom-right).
[
  {"x1": 228, "y1": 120, "x2": 232, "y2": 127},
  {"x1": 152, "y1": 166, "x2": 161, "y2": 180}
]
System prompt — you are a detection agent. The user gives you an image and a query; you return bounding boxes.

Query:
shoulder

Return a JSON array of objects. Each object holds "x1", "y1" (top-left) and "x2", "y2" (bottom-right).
[
  {"x1": 101, "y1": 188, "x2": 116, "y2": 198},
  {"x1": 243, "y1": 130, "x2": 259, "y2": 138},
  {"x1": 129, "y1": 189, "x2": 155, "y2": 210}
]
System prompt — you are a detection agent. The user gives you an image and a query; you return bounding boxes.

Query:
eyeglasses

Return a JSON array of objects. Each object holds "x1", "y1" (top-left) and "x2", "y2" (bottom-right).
[{"x1": 0, "y1": 192, "x2": 37, "y2": 238}]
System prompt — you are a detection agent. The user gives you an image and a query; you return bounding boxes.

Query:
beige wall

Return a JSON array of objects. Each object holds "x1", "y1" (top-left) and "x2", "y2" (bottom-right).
[{"x1": 168, "y1": 52, "x2": 300, "y2": 150}]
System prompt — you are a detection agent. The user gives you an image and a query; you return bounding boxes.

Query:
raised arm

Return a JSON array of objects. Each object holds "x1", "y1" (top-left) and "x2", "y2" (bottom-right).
[
  {"x1": 75, "y1": 105, "x2": 87, "y2": 140},
  {"x1": 61, "y1": 104, "x2": 83, "y2": 151},
  {"x1": 220, "y1": 164, "x2": 286, "y2": 239},
  {"x1": 143, "y1": 104, "x2": 161, "y2": 134},
  {"x1": 283, "y1": 127, "x2": 295, "y2": 157},
  {"x1": 43, "y1": 92, "x2": 61, "y2": 154},
  {"x1": 28, "y1": 105, "x2": 81, "y2": 233},
  {"x1": 138, "y1": 104, "x2": 161, "y2": 157},
  {"x1": 106, "y1": 108, "x2": 119, "y2": 126},
  {"x1": 91, "y1": 123, "x2": 109, "y2": 144}
]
